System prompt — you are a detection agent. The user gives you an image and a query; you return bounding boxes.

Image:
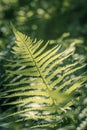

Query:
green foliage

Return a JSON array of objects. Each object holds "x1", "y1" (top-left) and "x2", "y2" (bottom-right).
[
  {"x1": 0, "y1": 0, "x2": 87, "y2": 129},
  {"x1": 0, "y1": 0, "x2": 87, "y2": 54},
  {"x1": 0, "y1": 28, "x2": 86, "y2": 129}
]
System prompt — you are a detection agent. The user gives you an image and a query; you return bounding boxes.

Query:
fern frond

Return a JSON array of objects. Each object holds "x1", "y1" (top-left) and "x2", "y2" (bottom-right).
[{"x1": 1, "y1": 27, "x2": 86, "y2": 128}]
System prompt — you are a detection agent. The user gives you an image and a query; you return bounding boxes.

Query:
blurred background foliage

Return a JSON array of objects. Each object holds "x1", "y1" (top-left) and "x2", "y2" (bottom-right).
[
  {"x1": 0, "y1": 0, "x2": 87, "y2": 51},
  {"x1": 0, "y1": 0, "x2": 87, "y2": 130}
]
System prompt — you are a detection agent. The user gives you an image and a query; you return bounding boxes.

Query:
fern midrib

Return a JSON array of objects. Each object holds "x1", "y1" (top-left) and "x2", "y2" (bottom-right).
[{"x1": 17, "y1": 32, "x2": 58, "y2": 111}]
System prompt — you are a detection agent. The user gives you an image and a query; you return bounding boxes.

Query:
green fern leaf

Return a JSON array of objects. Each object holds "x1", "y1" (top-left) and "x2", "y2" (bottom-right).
[{"x1": 1, "y1": 27, "x2": 86, "y2": 128}]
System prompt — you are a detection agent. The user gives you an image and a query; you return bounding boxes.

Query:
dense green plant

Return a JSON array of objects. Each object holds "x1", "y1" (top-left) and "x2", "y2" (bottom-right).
[{"x1": 0, "y1": 27, "x2": 86, "y2": 130}]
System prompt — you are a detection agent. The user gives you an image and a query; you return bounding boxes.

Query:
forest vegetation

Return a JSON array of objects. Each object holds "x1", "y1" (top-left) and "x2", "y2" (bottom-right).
[{"x1": 0, "y1": 0, "x2": 87, "y2": 130}]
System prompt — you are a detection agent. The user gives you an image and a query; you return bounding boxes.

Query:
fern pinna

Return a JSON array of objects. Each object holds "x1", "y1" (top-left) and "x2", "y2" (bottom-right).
[{"x1": 1, "y1": 27, "x2": 86, "y2": 129}]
